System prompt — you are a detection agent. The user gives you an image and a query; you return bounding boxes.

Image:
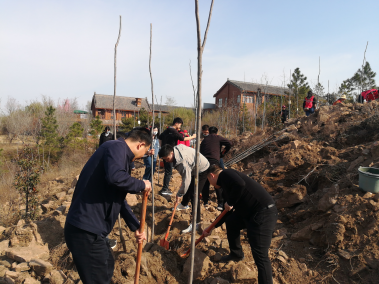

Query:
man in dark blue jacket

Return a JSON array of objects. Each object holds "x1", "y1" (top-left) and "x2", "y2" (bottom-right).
[{"x1": 65, "y1": 128, "x2": 153, "y2": 284}]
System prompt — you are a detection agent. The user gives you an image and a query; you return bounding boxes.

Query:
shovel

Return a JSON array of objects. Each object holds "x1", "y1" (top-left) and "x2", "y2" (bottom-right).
[
  {"x1": 159, "y1": 201, "x2": 178, "y2": 250},
  {"x1": 180, "y1": 209, "x2": 228, "y2": 258},
  {"x1": 134, "y1": 190, "x2": 149, "y2": 284}
]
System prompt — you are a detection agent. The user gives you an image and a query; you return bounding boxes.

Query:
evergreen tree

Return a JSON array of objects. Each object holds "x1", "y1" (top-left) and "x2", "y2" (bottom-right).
[
  {"x1": 287, "y1": 68, "x2": 310, "y2": 115},
  {"x1": 351, "y1": 61, "x2": 377, "y2": 92},
  {"x1": 89, "y1": 116, "x2": 103, "y2": 137},
  {"x1": 65, "y1": 122, "x2": 84, "y2": 151},
  {"x1": 40, "y1": 106, "x2": 59, "y2": 147}
]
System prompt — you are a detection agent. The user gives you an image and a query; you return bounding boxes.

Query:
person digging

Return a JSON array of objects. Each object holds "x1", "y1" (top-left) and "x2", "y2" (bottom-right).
[
  {"x1": 203, "y1": 164, "x2": 278, "y2": 284},
  {"x1": 333, "y1": 94, "x2": 347, "y2": 105},
  {"x1": 303, "y1": 90, "x2": 317, "y2": 117},
  {"x1": 65, "y1": 128, "x2": 153, "y2": 284},
  {"x1": 159, "y1": 144, "x2": 209, "y2": 234}
]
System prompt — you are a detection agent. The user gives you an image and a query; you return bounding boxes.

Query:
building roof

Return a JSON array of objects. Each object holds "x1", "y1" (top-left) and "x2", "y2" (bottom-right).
[
  {"x1": 153, "y1": 104, "x2": 195, "y2": 112},
  {"x1": 214, "y1": 79, "x2": 290, "y2": 97},
  {"x1": 92, "y1": 94, "x2": 150, "y2": 111}
]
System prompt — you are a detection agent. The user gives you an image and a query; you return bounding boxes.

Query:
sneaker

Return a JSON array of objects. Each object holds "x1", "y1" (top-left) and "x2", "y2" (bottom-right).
[
  {"x1": 204, "y1": 203, "x2": 209, "y2": 209},
  {"x1": 219, "y1": 254, "x2": 244, "y2": 263},
  {"x1": 106, "y1": 238, "x2": 117, "y2": 249},
  {"x1": 159, "y1": 188, "x2": 173, "y2": 196},
  {"x1": 173, "y1": 203, "x2": 189, "y2": 211},
  {"x1": 181, "y1": 223, "x2": 200, "y2": 234},
  {"x1": 217, "y1": 203, "x2": 224, "y2": 211}
]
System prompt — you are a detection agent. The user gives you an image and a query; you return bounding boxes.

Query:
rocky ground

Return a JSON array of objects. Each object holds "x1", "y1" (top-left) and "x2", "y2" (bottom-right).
[{"x1": 1, "y1": 100, "x2": 379, "y2": 283}]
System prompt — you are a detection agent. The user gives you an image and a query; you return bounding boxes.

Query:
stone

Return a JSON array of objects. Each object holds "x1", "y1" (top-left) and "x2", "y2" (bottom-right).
[
  {"x1": 5, "y1": 271, "x2": 19, "y2": 280},
  {"x1": 290, "y1": 140, "x2": 301, "y2": 150},
  {"x1": 374, "y1": 193, "x2": 379, "y2": 202},
  {"x1": 363, "y1": 192, "x2": 373, "y2": 199},
  {"x1": 276, "y1": 185, "x2": 307, "y2": 209},
  {"x1": 210, "y1": 277, "x2": 230, "y2": 284},
  {"x1": 290, "y1": 225, "x2": 312, "y2": 241},
  {"x1": 23, "y1": 278, "x2": 41, "y2": 284},
  {"x1": 125, "y1": 194, "x2": 138, "y2": 206},
  {"x1": 41, "y1": 201, "x2": 55, "y2": 213},
  {"x1": 0, "y1": 240, "x2": 9, "y2": 255},
  {"x1": 278, "y1": 250, "x2": 288, "y2": 260},
  {"x1": 338, "y1": 249, "x2": 352, "y2": 260},
  {"x1": 29, "y1": 259, "x2": 53, "y2": 276},
  {"x1": 0, "y1": 226, "x2": 6, "y2": 235},
  {"x1": 44, "y1": 270, "x2": 66, "y2": 284},
  {"x1": 71, "y1": 175, "x2": 79, "y2": 188},
  {"x1": 0, "y1": 260, "x2": 12, "y2": 268},
  {"x1": 67, "y1": 188, "x2": 75, "y2": 194},
  {"x1": 55, "y1": 192, "x2": 66, "y2": 201},
  {"x1": 277, "y1": 255, "x2": 287, "y2": 264},
  {"x1": 14, "y1": 262, "x2": 29, "y2": 272},
  {"x1": 230, "y1": 262, "x2": 258, "y2": 282},
  {"x1": 0, "y1": 265, "x2": 8, "y2": 277},
  {"x1": 318, "y1": 185, "x2": 339, "y2": 212},
  {"x1": 371, "y1": 141, "x2": 379, "y2": 157},
  {"x1": 183, "y1": 249, "x2": 211, "y2": 279},
  {"x1": 6, "y1": 245, "x2": 49, "y2": 263},
  {"x1": 213, "y1": 253, "x2": 222, "y2": 262}
]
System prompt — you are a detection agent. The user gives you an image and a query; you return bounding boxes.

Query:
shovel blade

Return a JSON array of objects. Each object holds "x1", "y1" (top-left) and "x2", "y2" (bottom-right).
[{"x1": 159, "y1": 239, "x2": 169, "y2": 250}]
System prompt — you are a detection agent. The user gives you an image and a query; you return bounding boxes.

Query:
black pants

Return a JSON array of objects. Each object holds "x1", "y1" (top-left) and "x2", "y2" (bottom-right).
[
  {"x1": 201, "y1": 159, "x2": 223, "y2": 205},
  {"x1": 181, "y1": 171, "x2": 208, "y2": 223},
  {"x1": 162, "y1": 160, "x2": 173, "y2": 191},
  {"x1": 64, "y1": 222, "x2": 114, "y2": 284},
  {"x1": 226, "y1": 207, "x2": 278, "y2": 284}
]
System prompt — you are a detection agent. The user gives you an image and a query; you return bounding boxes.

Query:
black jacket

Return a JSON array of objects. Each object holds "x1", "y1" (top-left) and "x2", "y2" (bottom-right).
[
  {"x1": 159, "y1": 127, "x2": 184, "y2": 147},
  {"x1": 200, "y1": 134, "x2": 232, "y2": 163},
  {"x1": 279, "y1": 110, "x2": 289, "y2": 121},
  {"x1": 66, "y1": 138, "x2": 145, "y2": 237},
  {"x1": 214, "y1": 169, "x2": 274, "y2": 227},
  {"x1": 99, "y1": 132, "x2": 114, "y2": 146}
]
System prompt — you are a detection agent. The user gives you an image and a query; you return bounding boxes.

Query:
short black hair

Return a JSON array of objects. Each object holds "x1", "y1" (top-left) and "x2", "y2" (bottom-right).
[
  {"x1": 308, "y1": 90, "x2": 313, "y2": 95},
  {"x1": 172, "y1": 117, "x2": 183, "y2": 125},
  {"x1": 104, "y1": 126, "x2": 111, "y2": 131},
  {"x1": 127, "y1": 128, "x2": 152, "y2": 146},
  {"x1": 159, "y1": 144, "x2": 174, "y2": 158},
  {"x1": 207, "y1": 164, "x2": 223, "y2": 175},
  {"x1": 209, "y1": 126, "x2": 218, "y2": 134},
  {"x1": 202, "y1": 125, "x2": 209, "y2": 131}
]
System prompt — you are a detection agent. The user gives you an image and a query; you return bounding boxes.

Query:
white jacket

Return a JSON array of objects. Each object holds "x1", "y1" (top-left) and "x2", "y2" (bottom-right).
[{"x1": 173, "y1": 144, "x2": 210, "y2": 197}]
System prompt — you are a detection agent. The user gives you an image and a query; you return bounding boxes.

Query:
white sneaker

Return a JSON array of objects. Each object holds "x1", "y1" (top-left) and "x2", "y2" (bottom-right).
[
  {"x1": 173, "y1": 204, "x2": 190, "y2": 211},
  {"x1": 181, "y1": 223, "x2": 200, "y2": 234}
]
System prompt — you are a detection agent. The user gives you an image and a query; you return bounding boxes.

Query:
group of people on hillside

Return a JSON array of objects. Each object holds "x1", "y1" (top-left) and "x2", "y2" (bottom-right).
[{"x1": 65, "y1": 117, "x2": 279, "y2": 284}]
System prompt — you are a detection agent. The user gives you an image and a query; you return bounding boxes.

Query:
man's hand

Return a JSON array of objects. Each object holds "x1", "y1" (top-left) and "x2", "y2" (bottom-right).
[
  {"x1": 224, "y1": 202, "x2": 233, "y2": 211},
  {"x1": 148, "y1": 149, "x2": 155, "y2": 156},
  {"x1": 176, "y1": 195, "x2": 182, "y2": 204},
  {"x1": 143, "y1": 180, "x2": 152, "y2": 194},
  {"x1": 135, "y1": 229, "x2": 146, "y2": 244},
  {"x1": 191, "y1": 134, "x2": 196, "y2": 139},
  {"x1": 203, "y1": 226, "x2": 213, "y2": 237}
]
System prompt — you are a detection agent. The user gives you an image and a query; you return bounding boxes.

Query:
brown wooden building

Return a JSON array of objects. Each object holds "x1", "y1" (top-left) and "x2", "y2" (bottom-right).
[
  {"x1": 213, "y1": 79, "x2": 289, "y2": 113},
  {"x1": 91, "y1": 93, "x2": 194, "y2": 127}
]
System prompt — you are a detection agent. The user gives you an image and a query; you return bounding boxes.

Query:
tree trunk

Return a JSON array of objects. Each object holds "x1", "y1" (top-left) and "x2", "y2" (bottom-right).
[{"x1": 149, "y1": 23, "x2": 155, "y2": 242}]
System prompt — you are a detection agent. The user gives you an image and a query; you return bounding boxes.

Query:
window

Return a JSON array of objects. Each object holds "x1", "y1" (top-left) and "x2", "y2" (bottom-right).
[
  {"x1": 121, "y1": 111, "x2": 127, "y2": 117},
  {"x1": 225, "y1": 98, "x2": 228, "y2": 106},
  {"x1": 237, "y1": 95, "x2": 240, "y2": 103},
  {"x1": 218, "y1": 98, "x2": 223, "y2": 107}
]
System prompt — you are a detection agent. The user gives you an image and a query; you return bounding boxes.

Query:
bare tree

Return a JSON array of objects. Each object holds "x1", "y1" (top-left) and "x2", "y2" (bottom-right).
[{"x1": 189, "y1": 1, "x2": 215, "y2": 283}]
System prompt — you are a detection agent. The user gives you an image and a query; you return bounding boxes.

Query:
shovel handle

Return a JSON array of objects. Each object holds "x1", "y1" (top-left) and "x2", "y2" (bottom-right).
[
  {"x1": 181, "y1": 209, "x2": 229, "y2": 258},
  {"x1": 134, "y1": 190, "x2": 149, "y2": 284},
  {"x1": 163, "y1": 201, "x2": 178, "y2": 240}
]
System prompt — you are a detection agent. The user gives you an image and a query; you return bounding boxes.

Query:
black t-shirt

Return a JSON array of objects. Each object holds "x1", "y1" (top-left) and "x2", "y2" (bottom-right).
[
  {"x1": 159, "y1": 127, "x2": 184, "y2": 147},
  {"x1": 215, "y1": 169, "x2": 274, "y2": 227},
  {"x1": 200, "y1": 134, "x2": 232, "y2": 163}
]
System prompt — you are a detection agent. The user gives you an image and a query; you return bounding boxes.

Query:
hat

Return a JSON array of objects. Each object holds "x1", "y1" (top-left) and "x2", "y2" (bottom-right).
[
  {"x1": 184, "y1": 130, "x2": 188, "y2": 133},
  {"x1": 282, "y1": 105, "x2": 286, "y2": 108},
  {"x1": 340, "y1": 95, "x2": 347, "y2": 99}
]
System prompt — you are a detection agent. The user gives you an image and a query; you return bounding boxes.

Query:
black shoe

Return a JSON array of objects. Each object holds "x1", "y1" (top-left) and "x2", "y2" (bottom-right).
[
  {"x1": 217, "y1": 203, "x2": 224, "y2": 211},
  {"x1": 159, "y1": 188, "x2": 173, "y2": 196},
  {"x1": 219, "y1": 254, "x2": 244, "y2": 263},
  {"x1": 106, "y1": 238, "x2": 117, "y2": 249}
]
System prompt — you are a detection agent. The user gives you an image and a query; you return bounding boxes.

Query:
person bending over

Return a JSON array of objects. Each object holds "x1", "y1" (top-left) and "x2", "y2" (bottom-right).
[
  {"x1": 143, "y1": 127, "x2": 160, "y2": 182},
  {"x1": 158, "y1": 117, "x2": 196, "y2": 196},
  {"x1": 159, "y1": 144, "x2": 209, "y2": 234},
  {"x1": 204, "y1": 165, "x2": 277, "y2": 284},
  {"x1": 65, "y1": 128, "x2": 153, "y2": 284}
]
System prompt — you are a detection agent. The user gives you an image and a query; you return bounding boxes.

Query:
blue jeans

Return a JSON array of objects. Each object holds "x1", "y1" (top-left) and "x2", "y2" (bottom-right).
[
  {"x1": 305, "y1": 108, "x2": 315, "y2": 116},
  {"x1": 143, "y1": 156, "x2": 157, "y2": 182},
  {"x1": 220, "y1": 158, "x2": 225, "y2": 169}
]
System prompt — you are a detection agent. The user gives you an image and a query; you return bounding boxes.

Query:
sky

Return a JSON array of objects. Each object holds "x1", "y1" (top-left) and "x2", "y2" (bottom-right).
[{"x1": 1, "y1": 0, "x2": 378, "y2": 111}]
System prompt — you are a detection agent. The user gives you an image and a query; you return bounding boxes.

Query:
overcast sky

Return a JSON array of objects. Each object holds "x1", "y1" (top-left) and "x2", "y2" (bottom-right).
[{"x1": 1, "y1": 0, "x2": 378, "y2": 110}]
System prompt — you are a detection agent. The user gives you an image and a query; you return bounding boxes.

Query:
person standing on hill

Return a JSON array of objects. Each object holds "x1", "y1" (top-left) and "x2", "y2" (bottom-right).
[
  {"x1": 204, "y1": 165, "x2": 277, "y2": 284},
  {"x1": 99, "y1": 126, "x2": 114, "y2": 146},
  {"x1": 159, "y1": 144, "x2": 209, "y2": 234},
  {"x1": 200, "y1": 126, "x2": 232, "y2": 211},
  {"x1": 303, "y1": 90, "x2": 317, "y2": 116},
  {"x1": 158, "y1": 117, "x2": 196, "y2": 196},
  {"x1": 333, "y1": 94, "x2": 347, "y2": 105},
  {"x1": 279, "y1": 105, "x2": 289, "y2": 123},
  {"x1": 65, "y1": 128, "x2": 153, "y2": 284}
]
